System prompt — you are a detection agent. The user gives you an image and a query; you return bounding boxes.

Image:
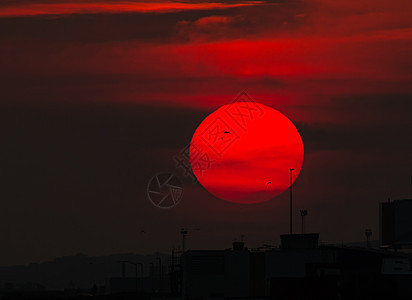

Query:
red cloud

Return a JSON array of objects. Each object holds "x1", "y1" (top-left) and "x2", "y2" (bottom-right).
[
  {"x1": 0, "y1": 1, "x2": 264, "y2": 17},
  {"x1": 195, "y1": 15, "x2": 232, "y2": 26}
]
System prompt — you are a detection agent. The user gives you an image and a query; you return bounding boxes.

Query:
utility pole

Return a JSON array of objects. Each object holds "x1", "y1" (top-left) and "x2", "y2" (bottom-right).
[{"x1": 290, "y1": 168, "x2": 295, "y2": 234}]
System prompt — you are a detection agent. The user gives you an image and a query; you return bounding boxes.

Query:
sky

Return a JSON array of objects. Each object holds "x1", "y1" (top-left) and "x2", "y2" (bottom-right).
[{"x1": 0, "y1": 0, "x2": 411, "y2": 266}]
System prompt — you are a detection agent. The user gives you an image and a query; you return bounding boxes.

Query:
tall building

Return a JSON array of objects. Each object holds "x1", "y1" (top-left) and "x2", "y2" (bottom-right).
[{"x1": 379, "y1": 199, "x2": 412, "y2": 248}]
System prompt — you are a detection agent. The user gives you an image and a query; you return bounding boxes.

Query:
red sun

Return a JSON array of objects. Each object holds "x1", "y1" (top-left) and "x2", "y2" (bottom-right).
[{"x1": 189, "y1": 101, "x2": 304, "y2": 204}]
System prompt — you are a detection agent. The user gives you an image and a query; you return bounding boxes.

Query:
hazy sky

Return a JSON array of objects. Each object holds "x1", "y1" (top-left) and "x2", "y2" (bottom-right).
[{"x1": 0, "y1": 0, "x2": 411, "y2": 266}]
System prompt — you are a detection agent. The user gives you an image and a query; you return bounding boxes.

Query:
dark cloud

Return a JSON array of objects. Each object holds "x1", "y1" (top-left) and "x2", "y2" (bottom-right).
[
  {"x1": 0, "y1": 10, "x2": 220, "y2": 43},
  {"x1": 0, "y1": 1, "x2": 307, "y2": 43},
  {"x1": 297, "y1": 94, "x2": 412, "y2": 153}
]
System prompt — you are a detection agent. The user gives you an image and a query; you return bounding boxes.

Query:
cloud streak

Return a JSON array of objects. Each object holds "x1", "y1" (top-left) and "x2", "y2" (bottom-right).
[{"x1": 0, "y1": 1, "x2": 265, "y2": 18}]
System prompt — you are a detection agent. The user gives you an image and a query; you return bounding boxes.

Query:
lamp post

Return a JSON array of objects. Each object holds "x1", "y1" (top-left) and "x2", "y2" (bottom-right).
[{"x1": 290, "y1": 168, "x2": 295, "y2": 234}]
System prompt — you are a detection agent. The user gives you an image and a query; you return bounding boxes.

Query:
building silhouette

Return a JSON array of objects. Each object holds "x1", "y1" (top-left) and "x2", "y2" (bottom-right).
[
  {"x1": 181, "y1": 233, "x2": 412, "y2": 299},
  {"x1": 380, "y1": 199, "x2": 412, "y2": 249}
]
